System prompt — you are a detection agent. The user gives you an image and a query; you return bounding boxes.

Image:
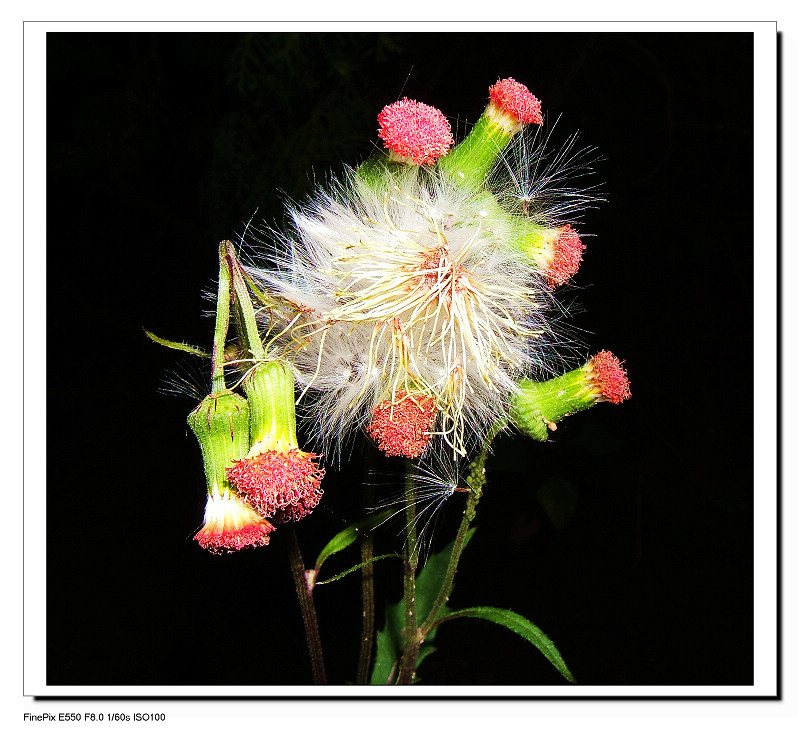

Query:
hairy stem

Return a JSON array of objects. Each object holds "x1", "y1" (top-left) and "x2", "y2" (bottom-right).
[
  {"x1": 210, "y1": 241, "x2": 234, "y2": 395},
  {"x1": 357, "y1": 448, "x2": 378, "y2": 684},
  {"x1": 396, "y1": 460, "x2": 421, "y2": 685},
  {"x1": 226, "y1": 242, "x2": 265, "y2": 362},
  {"x1": 285, "y1": 527, "x2": 327, "y2": 685},
  {"x1": 419, "y1": 421, "x2": 505, "y2": 638}
]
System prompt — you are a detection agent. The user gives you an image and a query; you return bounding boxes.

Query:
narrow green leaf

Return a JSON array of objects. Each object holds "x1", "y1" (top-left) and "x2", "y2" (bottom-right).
[
  {"x1": 315, "y1": 554, "x2": 401, "y2": 586},
  {"x1": 143, "y1": 328, "x2": 210, "y2": 357},
  {"x1": 314, "y1": 509, "x2": 395, "y2": 573},
  {"x1": 438, "y1": 606, "x2": 576, "y2": 683}
]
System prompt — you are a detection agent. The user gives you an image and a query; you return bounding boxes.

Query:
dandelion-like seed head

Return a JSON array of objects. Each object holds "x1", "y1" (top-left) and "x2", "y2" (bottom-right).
[
  {"x1": 194, "y1": 483, "x2": 275, "y2": 554},
  {"x1": 252, "y1": 166, "x2": 549, "y2": 458},
  {"x1": 377, "y1": 98, "x2": 454, "y2": 165}
]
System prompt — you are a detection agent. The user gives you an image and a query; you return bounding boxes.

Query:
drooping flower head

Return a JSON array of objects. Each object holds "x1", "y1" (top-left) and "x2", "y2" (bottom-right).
[
  {"x1": 377, "y1": 98, "x2": 454, "y2": 165},
  {"x1": 187, "y1": 390, "x2": 274, "y2": 553},
  {"x1": 194, "y1": 483, "x2": 275, "y2": 554},
  {"x1": 226, "y1": 361, "x2": 324, "y2": 522}
]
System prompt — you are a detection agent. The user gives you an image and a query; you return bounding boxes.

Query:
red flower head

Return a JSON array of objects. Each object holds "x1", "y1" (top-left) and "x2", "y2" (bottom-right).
[
  {"x1": 586, "y1": 350, "x2": 631, "y2": 404},
  {"x1": 366, "y1": 391, "x2": 438, "y2": 458},
  {"x1": 226, "y1": 448, "x2": 324, "y2": 523},
  {"x1": 225, "y1": 361, "x2": 325, "y2": 523},
  {"x1": 487, "y1": 78, "x2": 543, "y2": 133},
  {"x1": 194, "y1": 484, "x2": 275, "y2": 554},
  {"x1": 545, "y1": 225, "x2": 586, "y2": 287},
  {"x1": 377, "y1": 98, "x2": 454, "y2": 165}
]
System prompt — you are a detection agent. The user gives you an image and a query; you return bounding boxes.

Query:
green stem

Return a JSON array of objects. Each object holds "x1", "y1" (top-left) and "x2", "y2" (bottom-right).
[
  {"x1": 396, "y1": 460, "x2": 421, "y2": 685},
  {"x1": 285, "y1": 527, "x2": 327, "y2": 685},
  {"x1": 211, "y1": 241, "x2": 233, "y2": 395},
  {"x1": 225, "y1": 241, "x2": 265, "y2": 361},
  {"x1": 419, "y1": 422, "x2": 505, "y2": 638}
]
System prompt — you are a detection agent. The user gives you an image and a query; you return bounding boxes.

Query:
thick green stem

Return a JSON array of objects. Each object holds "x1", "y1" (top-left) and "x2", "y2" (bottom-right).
[
  {"x1": 396, "y1": 461, "x2": 421, "y2": 685},
  {"x1": 285, "y1": 528, "x2": 327, "y2": 685},
  {"x1": 211, "y1": 241, "x2": 234, "y2": 394}
]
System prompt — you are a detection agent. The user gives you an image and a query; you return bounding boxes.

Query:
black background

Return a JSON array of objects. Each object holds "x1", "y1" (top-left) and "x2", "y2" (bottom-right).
[{"x1": 45, "y1": 30, "x2": 757, "y2": 688}]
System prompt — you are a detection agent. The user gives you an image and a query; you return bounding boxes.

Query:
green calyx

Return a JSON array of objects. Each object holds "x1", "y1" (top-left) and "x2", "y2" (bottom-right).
[
  {"x1": 438, "y1": 113, "x2": 513, "y2": 190},
  {"x1": 187, "y1": 391, "x2": 251, "y2": 492},
  {"x1": 510, "y1": 368, "x2": 596, "y2": 442},
  {"x1": 243, "y1": 360, "x2": 299, "y2": 452}
]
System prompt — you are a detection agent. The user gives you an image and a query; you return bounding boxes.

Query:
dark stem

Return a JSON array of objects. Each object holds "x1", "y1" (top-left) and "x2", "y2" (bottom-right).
[
  {"x1": 284, "y1": 527, "x2": 327, "y2": 685},
  {"x1": 356, "y1": 445, "x2": 378, "y2": 684},
  {"x1": 396, "y1": 460, "x2": 421, "y2": 685},
  {"x1": 356, "y1": 532, "x2": 375, "y2": 684}
]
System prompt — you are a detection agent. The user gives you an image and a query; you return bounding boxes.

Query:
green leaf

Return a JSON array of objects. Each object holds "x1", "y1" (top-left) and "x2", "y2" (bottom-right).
[
  {"x1": 368, "y1": 529, "x2": 476, "y2": 685},
  {"x1": 313, "y1": 509, "x2": 395, "y2": 573},
  {"x1": 438, "y1": 606, "x2": 576, "y2": 683},
  {"x1": 315, "y1": 554, "x2": 401, "y2": 586},
  {"x1": 143, "y1": 328, "x2": 210, "y2": 357}
]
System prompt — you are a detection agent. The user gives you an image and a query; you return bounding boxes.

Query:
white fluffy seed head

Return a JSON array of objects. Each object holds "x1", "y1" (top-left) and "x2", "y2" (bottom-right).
[{"x1": 247, "y1": 163, "x2": 576, "y2": 462}]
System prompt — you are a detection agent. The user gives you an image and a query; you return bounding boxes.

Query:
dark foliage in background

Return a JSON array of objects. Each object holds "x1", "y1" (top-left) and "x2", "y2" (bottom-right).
[{"x1": 46, "y1": 30, "x2": 754, "y2": 687}]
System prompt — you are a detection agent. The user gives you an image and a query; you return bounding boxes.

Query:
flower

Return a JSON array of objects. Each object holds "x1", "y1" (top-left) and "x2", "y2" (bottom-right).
[
  {"x1": 225, "y1": 361, "x2": 324, "y2": 521},
  {"x1": 366, "y1": 391, "x2": 438, "y2": 458},
  {"x1": 377, "y1": 98, "x2": 453, "y2": 165},
  {"x1": 542, "y1": 225, "x2": 586, "y2": 287},
  {"x1": 194, "y1": 483, "x2": 275, "y2": 554},
  {"x1": 511, "y1": 350, "x2": 631, "y2": 441},
  {"x1": 487, "y1": 77, "x2": 543, "y2": 132},
  {"x1": 187, "y1": 390, "x2": 274, "y2": 552},
  {"x1": 585, "y1": 350, "x2": 631, "y2": 405},
  {"x1": 250, "y1": 166, "x2": 550, "y2": 459},
  {"x1": 245, "y1": 77, "x2": 609, "y2": 461}
]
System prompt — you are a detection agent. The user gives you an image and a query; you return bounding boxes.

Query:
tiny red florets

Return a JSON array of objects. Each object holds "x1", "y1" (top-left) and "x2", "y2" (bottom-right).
[
  {"x1": 547, "y1": 225, "x2": 585, "y2": 287},
  {"x1": 226, "y1": 449, "x2": 324, "y2": 521},
  {"x1": 366, "y1": 392, "x2": 437, "y2": 458},
  {"x1": 194, "y1": 488, "x2": 275, "y2": 555},
  {"x1": 588, "y1": 350, "x2": 631, "y2": 404},
  {"x1": 377, "y1": 98, "x2": 454, "y2": 165},
  {"x1": 488, "y1": 78, "x2": 543, "y2": 126}
]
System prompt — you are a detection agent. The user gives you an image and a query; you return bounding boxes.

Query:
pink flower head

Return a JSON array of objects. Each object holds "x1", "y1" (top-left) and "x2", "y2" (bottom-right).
[
  {"x1": 377, "y1": 98, "x2": 454, "y2": 165},
  {"x1": 366, "y1": 391, "x2": 437, "y2": 458},
  {"x1": 587, "y1": 350, "x2": 631, "y2": 404},
  {"x1": 226, "y1": 448, "x2": 324, "y2": 522},
  {"x1": 488, "y1": 78, "x2": 543, "y2": 127},
  {"x1": 194, "y1": 485, "x2": 275, "y2": 554},
  {"x1": 546, "y1": 225, "x2": 585, "y2": 287}
]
